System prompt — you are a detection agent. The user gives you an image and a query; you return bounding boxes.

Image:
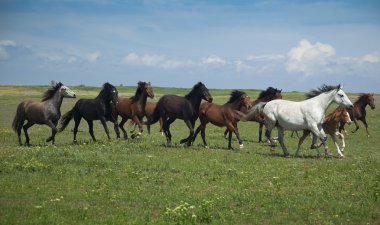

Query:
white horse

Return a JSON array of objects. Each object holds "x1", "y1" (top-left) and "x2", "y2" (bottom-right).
[{"x1": 239, "y1": 84, "x2": 353, "y2": 157}]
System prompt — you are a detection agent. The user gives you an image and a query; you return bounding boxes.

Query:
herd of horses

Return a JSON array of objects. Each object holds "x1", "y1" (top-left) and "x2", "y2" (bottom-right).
[{"x1": 12, "y1": 81, "x2": 376, "y2": 157}]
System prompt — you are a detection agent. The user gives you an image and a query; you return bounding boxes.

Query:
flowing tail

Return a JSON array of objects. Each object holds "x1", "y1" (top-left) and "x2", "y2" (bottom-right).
[
  {"x1": 59, "y1": 106, "x2": 76, "y2": 132},
  {"x1": 235, "y1": 102, "x2": 267, "y2": 122},
  {"x1": 12, "y1": 102, "x2": 25, "y2": 132},
  {"x1": 145, "y1": 107, "x2": 160, "y2": 125}
]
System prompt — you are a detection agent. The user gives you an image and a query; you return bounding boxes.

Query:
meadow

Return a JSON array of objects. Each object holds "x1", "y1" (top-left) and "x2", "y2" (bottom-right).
[{"x1": 0, "y1": 85, "x2": 379, "y2": 225}]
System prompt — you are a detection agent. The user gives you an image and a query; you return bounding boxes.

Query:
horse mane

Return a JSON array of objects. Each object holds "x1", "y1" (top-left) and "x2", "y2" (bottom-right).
[
  {"x1": 96, "y1": 82, "x2": 115, "y2": 99},
  {"x1": 326, "y1": 107, "x2": 344, "y2": 120},
  {"x1": 185, "y1": 82, "x2": 205, "y2": 99},
  {"x1": 42, "y1": 82, "x2": 63, "y2": 101},
  {"x1": 305, "y1": 84, "x2": 340, "y2": 99},
  {"x1": 355, "y1": 93, "x2": 370, "y2": 104},
  {"x1": 257, "y1": 87, "x2": 279, "y2": 100},
  {"x1": 227, "y1": 90, "x2": 246, "y2": 103},
  {"x1": 130, "y1": 81, "x2": 147, "y2": 103}
]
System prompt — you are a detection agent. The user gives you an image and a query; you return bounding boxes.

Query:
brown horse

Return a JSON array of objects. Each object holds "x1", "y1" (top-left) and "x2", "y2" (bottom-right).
[
  {"x1": 296, "y1": 107, "x2": 352, "y2": 157},
  {"x1": 223, "y1": 87, "x2": 282, "y2": 142},
  {"x1": 114, "y1": 82, "x2": 154, "y2": 139},
  {"x1": 193, "y1": 90, "x2": 252, "y2": 149},
  {"x1": 144, "y1": 101, "x2": 163, "y2": 134},
  {"x1": 339, "y1": 93, "x2": 375, "y2": 137},
  {"x1": 12, "y1": 83, "x2": 76, "y2": 146}
]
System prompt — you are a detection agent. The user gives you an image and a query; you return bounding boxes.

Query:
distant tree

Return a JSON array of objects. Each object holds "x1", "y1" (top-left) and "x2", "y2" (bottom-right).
[{"x1": 120, "y1": 84, "x2": 123, "y2": 87}]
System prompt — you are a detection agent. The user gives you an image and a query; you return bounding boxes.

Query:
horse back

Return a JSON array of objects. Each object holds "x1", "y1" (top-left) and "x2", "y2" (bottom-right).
[
  {"x1": 157, "y1": 95, "x2": 195, "y2": 120},
  {"x1": 76, "y1": 98, "x2": 108, "y2": 120},
  {"x1": 115, "y1": 97, "x2": 133, "y2": 117}
]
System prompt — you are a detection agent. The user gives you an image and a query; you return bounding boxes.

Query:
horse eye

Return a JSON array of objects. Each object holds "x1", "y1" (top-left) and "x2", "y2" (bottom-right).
[{"x1": 338, "y1": 94, "x2": 344, "y2": 97}]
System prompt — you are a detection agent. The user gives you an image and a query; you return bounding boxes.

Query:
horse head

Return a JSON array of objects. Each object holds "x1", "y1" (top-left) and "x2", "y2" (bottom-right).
[
  {"x1": 60, "y1": 84, "x2": 76, "y2": 98},
  {"x1": 103, "y1": 82, "x2": 118, "y2": 105},
  {"x1": 242, "y1": 94, "x2": 252, "y2": 110},
  {"x1": 197, "y1": 82, "x2": 213, "y2": 103},
  {"x1": 340, "y1": 108, "x2": 352, "y2": 125},
  {"x1": 144, "y1": 82, "x2": 154, "y2": 99},
  {"x1": 367, "y1": 93, "x2": 376, "y2": 109},
  {"x1": 334, "y1": 84, "x2": 353, "y2": 110}
]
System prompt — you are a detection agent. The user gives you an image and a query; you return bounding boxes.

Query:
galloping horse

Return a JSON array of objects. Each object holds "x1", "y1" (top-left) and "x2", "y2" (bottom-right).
[
  {"x1": 194, "y1": 90, "x2": 252, "y2": 149},
  {"x1": 339, "y1": 93, "x2": 375, "y2": 137},
  {"x1": 297, "y1": 107, "x2": 352, "y2": 157},
  {"x1": 148, "y1": 82, "x2": 213, "y2": 147},
  {"x1": 224, "y1": 87, "x2": 282, "y2": 142},
  {"x1": 114, "y1": 82, "x2": 154, "y2": 139},
  {"x1": 238, "y1": 84, "x2": 353, "y2": 157},
  {"x1": 12, "y1": 82, "x2": 76, "y2": 145},
  {"x1": 59, "y1": 82, "x2": 119, "y2": 142}
]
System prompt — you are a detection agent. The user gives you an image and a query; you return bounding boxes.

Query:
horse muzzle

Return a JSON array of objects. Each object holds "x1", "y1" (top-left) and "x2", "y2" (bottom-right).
[{"x1": 207, "y1": 97, "x2": 213, "y2": 103}]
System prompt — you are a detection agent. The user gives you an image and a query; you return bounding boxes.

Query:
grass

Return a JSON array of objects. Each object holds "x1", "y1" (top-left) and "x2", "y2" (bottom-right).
[{"x1": 0, "y1": 85, "x2": 379, "y2": 225}]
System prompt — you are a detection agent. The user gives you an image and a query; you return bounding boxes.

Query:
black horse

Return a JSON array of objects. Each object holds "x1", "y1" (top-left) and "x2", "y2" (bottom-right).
[
  {"x1": 59, "y1": 82, "x2": 120, "y2": 142},
  {"x1": 148, "y1": 82, "x2": 213, "y2": 147},
  {"x1": 12, "y1": 82, "x2": 76, "y2": 146}
]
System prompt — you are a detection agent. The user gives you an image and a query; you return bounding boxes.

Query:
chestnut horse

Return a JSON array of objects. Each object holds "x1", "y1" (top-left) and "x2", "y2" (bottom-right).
[
  {"x1": 223, "y1": 87, "x2": 282, "y2": 142},
  {"x1": 115, "y1": 82, "x2": 154, "y2": 139},
  {"x1": 296, "y1": 107, "x2": 352, "y2": 157},
  {"x1": 194, "y1": 90, "x2": 252, "y2": 149},
  {"x1": 148, "y1": 82, "x2": 213, "y2": 147},
  {"x1": 59, "y1": 82, "x2": 119, "y2": 142},
  {"x1": 12, "y1": 82, "x2": 76, "y2": 146},
  {"x1": 144, "y1": 101, "x2": 163, "y2": 134},
  {"x1": 339, "y1": 93, "x2": 375, "y2": 137}
]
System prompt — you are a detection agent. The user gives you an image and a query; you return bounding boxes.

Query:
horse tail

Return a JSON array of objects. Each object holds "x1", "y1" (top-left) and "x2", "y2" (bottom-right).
[
  {"x1": 235, "y1": 102, "x2": 267, "y2": 122},
  {"x1": 146, "y1": 106, "x2": 160, "y2": 125},
  {"x1": 12, "y1": 102, "x2": 25, "y2": 132},
  {"x1": 59, "y1": 105, "x2": 76, "y2": 132}
]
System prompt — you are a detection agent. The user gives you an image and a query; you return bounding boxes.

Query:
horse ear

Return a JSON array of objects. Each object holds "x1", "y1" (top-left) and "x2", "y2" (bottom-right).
[{"x1": 338, "y1": 84, "x2": 343, "y2": 89}]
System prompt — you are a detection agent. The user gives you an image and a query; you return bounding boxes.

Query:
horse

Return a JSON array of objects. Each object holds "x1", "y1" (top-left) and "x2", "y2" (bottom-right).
[
  {"x1": 237, "y1": 84, "x2": 353, "y2": 157},
  {"x1": 223, "y1": 87, "x2": 282, "y2": 142},
  {"x1": 297, "y1": 107, "x2": 352, "y2": 157},
  {"x1": 339, "y1": 93, "x2": 375, "y2": 137},
  {"x1": 147, "y1": 82, "x2": 213, "y2": 147},
  {"x1": 144, "y1": 101, "x2": 163, "y2": 134},
  {"x1": 193, "y1": 90, "x2": 252, "y2": 149},
  {"x1": 59, "y1": 82, "x2": 119, "y2": 143},
  {"x1": 12, "y1": 82, "x2": 76, "y2": 146},
  {"x1": 114, "y1": 81, "x2": 154, "y2": 139}
]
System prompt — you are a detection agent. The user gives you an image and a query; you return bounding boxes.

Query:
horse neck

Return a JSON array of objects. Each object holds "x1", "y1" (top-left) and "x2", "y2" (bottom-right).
[
  {"x1": 308, "y1": 91, "x2": 336, "y2": 114},
  {"x1": 252, "y1": 94, "x2": 274, "y2": 106},
  {"x1": 355, "y1": 97, "x2": 367, "y2": 110},
  {"x1": 46, "y1": 90, "x2": 63, "y2": 109},
  {"x1": 96, "y1": 91, "x2": 111, "y2": 104},
  {"x1": 227, "y1": 99, "x2": 244, "y2": 110},
  {"x1": 135, "y1": 91, "x2": 148, "y2": 109},
  {"x1": 186, "y1": 93, "x2": 202, "y2": 111},
  {"x1": 325, "y1": 111, "x2": 341, "y2": 125}
]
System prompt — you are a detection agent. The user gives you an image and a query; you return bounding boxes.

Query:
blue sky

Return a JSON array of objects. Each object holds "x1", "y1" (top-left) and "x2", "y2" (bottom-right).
[{"x1": 1, "y1": 0, "x2": 380, "y2": 92}]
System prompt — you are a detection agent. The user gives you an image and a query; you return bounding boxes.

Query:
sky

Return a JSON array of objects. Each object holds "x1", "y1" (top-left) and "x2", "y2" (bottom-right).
[{"x1": 0, "y1": 0, "x2": 380, "y2": 93}]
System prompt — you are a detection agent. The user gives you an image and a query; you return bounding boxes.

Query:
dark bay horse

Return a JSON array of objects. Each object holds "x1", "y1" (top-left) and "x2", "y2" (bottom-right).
[
  {"x1": 59, "y1": 82, "x2": 119, "y2": 142},
  {"x1": 114, "y1": 81, "x2": 154, "y2": 139},
  {"x1": 12, "y1": 82, "x2": 76, "y2": 146},
  {"x1": 148, "y1": 82, "x2": 213, "y2": 147},
  {"x1": 194, "y1": 90, "x2": 252, "y2": 149},
  {"x1": 339, "y1": 93, "x2": 375, "y2": 137},
  {"x1": 223, "y1": 87, "x2": 282, "y2": 142}
]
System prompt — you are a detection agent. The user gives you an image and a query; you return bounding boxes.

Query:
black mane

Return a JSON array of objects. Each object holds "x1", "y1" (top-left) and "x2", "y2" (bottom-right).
[
  {"x1": 185, "y1": 82, "x2": 205, "y2": 99},
  {"x1": 42, "y1": 82, "x2": 63, "y2": 101},
  {"x1": 97, "y1": 82, "x2": 115, "y2": 99},
  {"x1": 228, "y1": 90, "x2": 246, "y2": 103},
  {"x1": 305, "y1": 84, "x2": 340, "y2": 99},
  {"x1": 130, "y1": 81, "x2": 147, "y2": 103},
  {"x1": 257, "y1": 87, "x2": 279, "y2": 100}
]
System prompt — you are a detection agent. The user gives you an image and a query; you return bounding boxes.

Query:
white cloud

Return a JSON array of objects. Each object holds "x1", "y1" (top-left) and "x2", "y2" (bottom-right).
[
  {"x1": 286, "y1": 39, "x2": 336, "y2": 76},
  {"x1": 359, "y1": 52, "x2": 380, "y2": 63},
  {"x1": 246, "y1": 54, "x2": 285, "y2": 61},
  {"x1": 86, "y1": 51, "x2": 101, "y2": 63},
  {"x1": 0, "y1": 39, "x2": 16, "y2": 60},
  {"x1": 201, "y1": 55, "x2": 227, "y2": 66}
]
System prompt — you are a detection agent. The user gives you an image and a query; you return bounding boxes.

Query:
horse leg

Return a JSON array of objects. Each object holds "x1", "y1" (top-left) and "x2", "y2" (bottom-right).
[
  {"x1": 192, "y1": 124, "x2": 202, "y2": 143},
  {"x1": 295, "y1": 130, "x2": 310, "y2": 157},
  {"x1": 110, "y1": 116, "x2": 120, "y2": 140},
  {"x1": 223, "y1": 129, "x2": 228, "y2": 139},
  {"x1": 228, "y1": 130, "x2": 233, "y2": 150},
  {"x1": 23, "y1": 121, "x2": 34, "y2": 146},
  {"x1": 336, "y1": 131, "x2": 345, "y2": 152},
  {"x1": 277, "y1": 127, "x2": 289, "y2": 157},
  {"x1": 351, "y1": 119, "x2": 359, "y2": 133},
  {"x1": 46, "y1": 120, "x2": 58, "y2": 144},
  {"x1": 100, "y1": 117, "x2": 111, "y2": 140},
  {"x1": 228, "y1": 122, "x2": 243, "y2": 149},
  {"x1": 162, "y1": 117, "x2": 173, "y2": 146},
  {"x1": 332, "y1": 133, "x2": 344, "y2": 157},
  {"x1": 16, "y1": 120, "x2": 24, "y2": 146},
  {"x1": 258, "y1": 123, "x2": 264, "y2": 142},
  {"x1": 118, "y1": 117, "x2": 128, "y2": 140},
  {"x1": 131, "y1": 116, "x2": 143, "y2": 139},
  {"x1": 181, "y1": 120, "x2": 194, "y2": 147},
  {"x1": 265, "y1": 124, "x2": 276, "y2": 151},
  {"x1": 338, "y1": 122, "x2": 347, "y2": 136},
  {"x1": 362, "y1": 118, "x2": 370, "y2": 137},
  {"x1": 86, "y1": 120, "x2": 96, "y2": 141}
]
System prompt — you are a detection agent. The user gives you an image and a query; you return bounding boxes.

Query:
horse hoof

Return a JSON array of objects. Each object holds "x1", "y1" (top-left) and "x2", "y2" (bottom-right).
[
  {"x1": 239, "y1": 144, "x2": 244, "y2": 149},
  {"x1": 205, "y1": 145, "x2": 209, "y2": 149}
]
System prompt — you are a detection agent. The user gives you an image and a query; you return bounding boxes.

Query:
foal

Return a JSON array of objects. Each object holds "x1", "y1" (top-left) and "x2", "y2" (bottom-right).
[
  {"x1": 194, "y1": 90, "x2": 252, "y2": 149},
  {"x1": 296, "y1": 107, "x2": 352, "y2": 157}
]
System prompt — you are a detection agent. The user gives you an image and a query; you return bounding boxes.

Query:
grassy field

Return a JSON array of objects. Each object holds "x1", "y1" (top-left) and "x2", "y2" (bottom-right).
[{"x1": 0, "y1": 85, "x2": 379, "y2": 225}]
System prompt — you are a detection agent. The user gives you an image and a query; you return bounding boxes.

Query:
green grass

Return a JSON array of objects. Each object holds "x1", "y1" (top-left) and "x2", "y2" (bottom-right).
[{"x1": 0, "y1": 85, "x2": 379, "y2": 225}]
